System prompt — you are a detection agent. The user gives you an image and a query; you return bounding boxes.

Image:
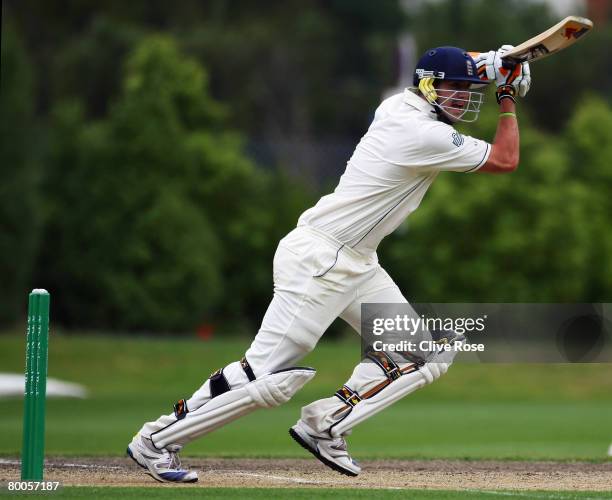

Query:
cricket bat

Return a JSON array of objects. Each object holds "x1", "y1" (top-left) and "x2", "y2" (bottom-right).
[{"x1": 501, "y1": 15, "x2": 593, "y2": 65}]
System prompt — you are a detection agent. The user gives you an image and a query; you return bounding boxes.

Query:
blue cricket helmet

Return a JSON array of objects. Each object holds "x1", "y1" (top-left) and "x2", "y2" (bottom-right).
[{"x1": 413, "y1": 46, "x2": 482, "y2": 86}]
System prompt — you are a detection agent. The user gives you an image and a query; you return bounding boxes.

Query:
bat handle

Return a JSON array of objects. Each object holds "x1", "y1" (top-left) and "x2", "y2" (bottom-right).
[{"x1": 501, "y1": 56, "x2": 520, "y2": 69}]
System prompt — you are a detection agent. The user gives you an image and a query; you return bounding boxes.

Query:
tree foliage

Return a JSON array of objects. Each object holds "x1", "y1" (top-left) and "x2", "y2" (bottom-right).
[
  {"x1": 0, "y1": 22, "x2": 41, "y2": 324},
  {"x1": 1, "y1": 2, "x2": 611, "y2": 333},
  {"x1": 32, "y1": 36, "x2": 314, "y2": 331}
]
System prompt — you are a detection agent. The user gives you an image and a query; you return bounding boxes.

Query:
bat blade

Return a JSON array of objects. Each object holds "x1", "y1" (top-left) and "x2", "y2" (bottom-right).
[{"x1": 502, "y1": 15, "x2": 593, "y2": 65}]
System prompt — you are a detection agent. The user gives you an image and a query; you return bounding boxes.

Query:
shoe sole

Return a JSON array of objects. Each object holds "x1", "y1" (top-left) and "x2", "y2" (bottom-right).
[
  {"x1": 288, "y1": 428, "x2": 358, "y2": 477},
  {"x1": 126, "y1": 446, "x2": 198, "y2": 484}
]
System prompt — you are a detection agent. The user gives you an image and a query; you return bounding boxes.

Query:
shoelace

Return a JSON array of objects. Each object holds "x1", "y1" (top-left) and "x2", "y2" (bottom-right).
[
  {"x1": 329, "y1": 437, "x2": 348, "y2": 452},
  {"x1": 168, "y1": 451, "x2": 182, "y2": 470}
]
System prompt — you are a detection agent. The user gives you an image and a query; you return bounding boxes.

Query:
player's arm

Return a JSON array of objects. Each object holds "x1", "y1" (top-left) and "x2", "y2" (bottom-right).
[
  {"x1": 477, "y1": 45, "x2": 531, "y2": 174},
  {"x1": 478, "y1": 98, "x2": 519, "y2": 173}
]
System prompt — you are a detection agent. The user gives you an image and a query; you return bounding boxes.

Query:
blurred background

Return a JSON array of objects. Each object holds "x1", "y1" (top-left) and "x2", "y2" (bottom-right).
[
  {"x1": 2, "y1": 0, "x2": 612, "y2": 462},
  {"x1": 1, "y1": 0, "x2": 611, "y2": 335}
]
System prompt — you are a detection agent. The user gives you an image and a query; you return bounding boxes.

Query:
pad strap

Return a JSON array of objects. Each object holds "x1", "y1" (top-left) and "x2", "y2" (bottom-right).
[
  {"x1": 209, "y1": 369, "x2": 231, "y2": 398},
  {"x1": 174, "y1": 399, "x2": 188, "y2": 420},
  {"x1": 240, "y1": 357, "x2": 256, "y2": 382},
  {"x1": 365, "y1": 349, "x2": 402, "y2": 381},
  {"x1": 334, "y1": 385, "x2": 362, "y2": 407},
  {"x1": 176, "y1": 358, "x2": 257, "y2": 417}
]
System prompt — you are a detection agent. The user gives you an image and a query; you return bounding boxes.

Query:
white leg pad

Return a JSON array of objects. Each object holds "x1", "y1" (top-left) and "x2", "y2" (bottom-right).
[
  {"x1": 152, "y1": 367, "x2": 315, "y2": 449},
  {"x1": 329, "y1": 362, "x2": 448, "y2": 438}
]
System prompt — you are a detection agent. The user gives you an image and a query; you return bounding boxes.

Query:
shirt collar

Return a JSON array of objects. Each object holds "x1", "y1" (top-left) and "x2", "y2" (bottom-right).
[{"x1": 402, "y1": 88, "x2": 438, "y2": 120}]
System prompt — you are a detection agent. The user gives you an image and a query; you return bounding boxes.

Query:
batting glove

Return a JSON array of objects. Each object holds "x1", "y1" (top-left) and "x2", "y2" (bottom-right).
[
  {"x1": 469, "y1": 50, "x2": 496, "y2": 85},
  {"x1": 494, "y1": 45, "x2": 532, "y2": 103}
]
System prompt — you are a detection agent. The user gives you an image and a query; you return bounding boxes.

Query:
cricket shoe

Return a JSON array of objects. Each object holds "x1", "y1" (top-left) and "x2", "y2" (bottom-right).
[
  {"x1": 127, "y1": 433, "x2": 198, "y2": 483},
  {"x1": 289, "y1": 420, "x2": 360, "y2": 476}
]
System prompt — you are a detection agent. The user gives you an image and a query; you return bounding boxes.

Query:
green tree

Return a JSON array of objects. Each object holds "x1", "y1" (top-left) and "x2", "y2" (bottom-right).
[
  {"x1": 37, "y1": 35, "x2": 317, "y2": 332},
  {"x1": 564, "y1": 95, "x2": 612, "y2": 299},
  {"x1": 0, "y1": 21, "x2": 41, "y2": 325},
  {"x1": 6, "y1": 0, "x2": 406, "y2": 139},
  {"x1": 159, "y1": 1, "x2": 406, "y2": 138},
  {"x1": 37, "y1": 37, "x2": 235, "y2": 331}
]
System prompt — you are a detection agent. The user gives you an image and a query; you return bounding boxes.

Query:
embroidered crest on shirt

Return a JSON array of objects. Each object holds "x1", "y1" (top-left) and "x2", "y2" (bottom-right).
[{"x1": 452, "y1": 131, "x2": 464, "y2": 147}]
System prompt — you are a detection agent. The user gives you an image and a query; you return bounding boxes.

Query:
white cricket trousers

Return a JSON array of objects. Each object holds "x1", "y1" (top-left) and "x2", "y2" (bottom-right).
[
  {"x1": 245, "y1": 225, "x2": 409, "y2": 435},
  {"x1": 140, "y1": 225, "x2": 412, "y2": 440}
]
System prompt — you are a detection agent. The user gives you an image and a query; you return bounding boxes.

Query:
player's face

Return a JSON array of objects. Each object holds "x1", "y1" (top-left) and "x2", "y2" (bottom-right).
[{"x1": 435, "y1": 81, "x2": 472, "y2": 121}]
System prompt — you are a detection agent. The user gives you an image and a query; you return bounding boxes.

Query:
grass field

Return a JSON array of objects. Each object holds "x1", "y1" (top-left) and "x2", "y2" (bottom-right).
[
  {"x1": 1, "y1": 486, "x2": 610, "y2": 499},
  {"x1": 1, "y1": 332, "x2": 612, "y2": 460},
  {"x1": 1, "y1": 332, "x2": 611, "y2": 498}
]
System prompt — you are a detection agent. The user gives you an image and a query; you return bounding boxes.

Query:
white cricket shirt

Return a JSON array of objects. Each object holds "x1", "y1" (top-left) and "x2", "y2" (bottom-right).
[{"x1": 297, "y1": 89, "x2": 491, "y2": 254}]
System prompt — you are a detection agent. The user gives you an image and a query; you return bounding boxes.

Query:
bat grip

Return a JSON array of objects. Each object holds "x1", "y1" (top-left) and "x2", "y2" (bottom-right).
[{"x1": 501, "y1": 56, "x2": 520, "y2": 69}]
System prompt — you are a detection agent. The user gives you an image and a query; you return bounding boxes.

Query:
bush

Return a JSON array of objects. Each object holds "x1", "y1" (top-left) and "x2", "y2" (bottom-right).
[{"x1": 35, "y1": 37, "x2": 238, "y2": 331}]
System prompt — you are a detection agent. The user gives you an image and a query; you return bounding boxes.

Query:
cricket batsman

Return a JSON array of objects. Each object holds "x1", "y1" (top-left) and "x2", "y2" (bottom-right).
[{"x1": 127, "y1": 45, "x2": 530, "y2": 482}]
